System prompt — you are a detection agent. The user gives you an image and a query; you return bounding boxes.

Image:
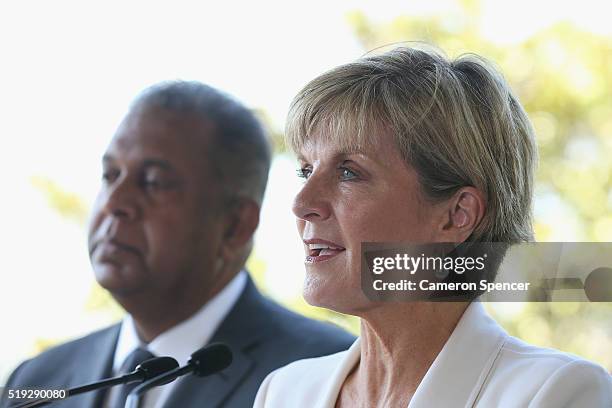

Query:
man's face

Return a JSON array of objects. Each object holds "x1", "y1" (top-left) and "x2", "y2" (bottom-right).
[{"x1": 88, "y1": 106, "x2": 225, "y2": 304}]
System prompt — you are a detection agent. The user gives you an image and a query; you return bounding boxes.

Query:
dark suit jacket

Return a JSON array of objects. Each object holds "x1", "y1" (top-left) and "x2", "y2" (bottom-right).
[{"x1": 1, "y1": 276, "x2": 355, "y2": 407}]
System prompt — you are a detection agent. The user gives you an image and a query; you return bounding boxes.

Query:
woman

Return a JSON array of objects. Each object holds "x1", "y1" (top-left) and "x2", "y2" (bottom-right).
[{"x1": 254, "y1": 47, "x2": 611, "y2": 407}]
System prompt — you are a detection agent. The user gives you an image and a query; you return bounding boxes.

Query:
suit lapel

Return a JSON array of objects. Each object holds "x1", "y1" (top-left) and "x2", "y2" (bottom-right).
[
  {"x1": 408, "y1": 302, "x2": 506, "y2": 408},
  {"x1": 164, "y1": 276, "x2": 268, "y2": 408},
  {"x1": 63, "y1": 324, "x2": 120, "y2": 408}
]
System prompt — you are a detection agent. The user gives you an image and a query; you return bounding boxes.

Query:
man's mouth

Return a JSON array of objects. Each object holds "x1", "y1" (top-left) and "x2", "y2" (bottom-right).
[
  {"x1": 94, "y1": 239, "x2": 141, "y2": 259},
  {"x1": 304, "y1": 240, "x2": 346, "y2": 263}
]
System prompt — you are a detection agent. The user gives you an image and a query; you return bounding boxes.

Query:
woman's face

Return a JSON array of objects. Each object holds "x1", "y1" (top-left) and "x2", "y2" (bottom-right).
[{"x1": 292, "y1": 132, "x2": 449, "y2": 313}]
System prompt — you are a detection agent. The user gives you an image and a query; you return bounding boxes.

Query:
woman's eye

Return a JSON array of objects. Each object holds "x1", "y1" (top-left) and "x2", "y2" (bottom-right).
[
  {"x1": 296, "y1": 167, "x2": 312, "y2": 179},
  {"x1": 340, "y1": 167, "x2": 358, "y2": 180}
]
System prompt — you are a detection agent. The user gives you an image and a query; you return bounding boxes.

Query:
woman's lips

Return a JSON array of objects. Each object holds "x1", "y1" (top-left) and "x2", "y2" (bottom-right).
[
  {"x1": 305, "y1": 248, "x2": 345, "y2": 263},
  {"x1": 303, "y1": 239, "x2": 346, "y2": 263}
]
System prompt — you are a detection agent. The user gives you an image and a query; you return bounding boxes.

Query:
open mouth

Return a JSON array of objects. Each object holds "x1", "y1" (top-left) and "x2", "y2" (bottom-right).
[{"x1": 305, "y1": 243, "x2": 346, "y2": 263}]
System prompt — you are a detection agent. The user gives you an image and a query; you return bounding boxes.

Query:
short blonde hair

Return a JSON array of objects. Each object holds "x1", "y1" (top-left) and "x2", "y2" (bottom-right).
[{"x1": 286, "y1": 46, "x2": 537, "y2": 243}]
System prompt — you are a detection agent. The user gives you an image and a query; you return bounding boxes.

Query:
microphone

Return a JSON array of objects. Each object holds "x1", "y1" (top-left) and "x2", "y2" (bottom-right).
[
  {"x1": 125, "y1": 343, "x2": 232, "y2": 408},
  {"x1": 12, "y1": 357, "x2": 178, "y2": 408}
]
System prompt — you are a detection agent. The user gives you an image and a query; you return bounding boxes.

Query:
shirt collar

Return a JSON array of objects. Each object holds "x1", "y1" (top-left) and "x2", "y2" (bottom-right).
[{"x1": 112, "y1": 270, "x2": 247, "y2": 373}]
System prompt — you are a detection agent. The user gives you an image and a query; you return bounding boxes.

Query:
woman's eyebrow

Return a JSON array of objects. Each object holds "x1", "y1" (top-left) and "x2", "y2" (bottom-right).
[
  {"x1": 335, "y1": 150, "x2": 381, "y2": 167},
  {"x1": 297, "y1": 146, "x2": 371, "y2": 162}
]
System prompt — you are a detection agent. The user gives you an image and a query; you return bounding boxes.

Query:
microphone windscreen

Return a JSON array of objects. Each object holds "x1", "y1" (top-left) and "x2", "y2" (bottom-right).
[
  {"x1": 136, "y1": 357, "x2": 179, "y2": 380},
  {"x1": 189, "y1": 343, "x2": 233, "y2": 377}
]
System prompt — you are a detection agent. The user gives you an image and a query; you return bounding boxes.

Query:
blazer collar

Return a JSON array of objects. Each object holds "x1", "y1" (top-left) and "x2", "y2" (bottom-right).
[
  {"x1": 318, "y1": 302, "x2": 507, "y2": 408},
  {"x1": 163, "y1": 274, "x2": 267, "y2": 407},
  {"x1": 409, "y1": 301, "x2": 507, "y2": 407},
  {"x1": 319, "y1": 340, "x2": 361, "y2": 408},
  {"x1": 207, "y1": 274, "x2": 271, "y2": 349}
]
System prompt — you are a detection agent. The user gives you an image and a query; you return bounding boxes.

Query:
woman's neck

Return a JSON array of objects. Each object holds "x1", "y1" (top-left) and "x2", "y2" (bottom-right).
[{"x1": 337, "y1": 302, "x2": 468, "y2": 407}]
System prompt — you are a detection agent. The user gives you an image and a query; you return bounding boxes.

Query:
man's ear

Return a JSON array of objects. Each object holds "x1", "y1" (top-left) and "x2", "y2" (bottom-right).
[
  {"x1": 439, "y1": 187, "x2": 486, "y2": 242},
  {"x1": 220, "y1": 198, "x2": 261, "y2": 258}
]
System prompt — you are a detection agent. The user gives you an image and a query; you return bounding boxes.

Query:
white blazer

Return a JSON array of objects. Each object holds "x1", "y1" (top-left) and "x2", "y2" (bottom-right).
[{"x1": 254, "y1": 302, "x2": 611, "y2": 407}]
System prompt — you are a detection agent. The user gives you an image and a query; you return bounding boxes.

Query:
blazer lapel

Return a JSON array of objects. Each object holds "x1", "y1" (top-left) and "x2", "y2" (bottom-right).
[
  {"x1": 408, "y1": 302, "x2": 506, "y2": 408},
  {"x1": 63, "y1": 324, "x2": 120, "y2": 408}
]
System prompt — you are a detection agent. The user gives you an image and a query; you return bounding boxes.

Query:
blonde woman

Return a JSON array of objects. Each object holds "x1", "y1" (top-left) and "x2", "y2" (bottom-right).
[{"x1": 254, "y1": 47, "x2": 611, "y2": 407}]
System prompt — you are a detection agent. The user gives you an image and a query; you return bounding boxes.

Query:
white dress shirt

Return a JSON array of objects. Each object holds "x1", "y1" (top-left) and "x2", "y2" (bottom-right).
[
  {"x1": 254, "y1": 301, "x2": 612, "y2": 407},
  {"x1": 104, "y1": 271, "x2": 247, "y2": 408}
]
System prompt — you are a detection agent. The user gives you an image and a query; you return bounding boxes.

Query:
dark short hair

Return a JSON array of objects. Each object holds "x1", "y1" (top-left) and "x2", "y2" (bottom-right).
[{"x1": 133, "y1": 81, "x2": 271, "y2": 204}]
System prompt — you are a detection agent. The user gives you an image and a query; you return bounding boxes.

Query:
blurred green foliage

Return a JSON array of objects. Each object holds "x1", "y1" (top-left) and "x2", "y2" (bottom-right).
[
  {"x1": 253, "y1": 108, "x2": 287, "y2": 154},
  {"x1": 31, "y1": 176, "x2": 88, "y2": 224}
]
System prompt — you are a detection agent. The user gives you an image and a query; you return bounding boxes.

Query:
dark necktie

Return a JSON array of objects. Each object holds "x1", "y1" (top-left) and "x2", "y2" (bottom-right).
[{"x1": 113, "y1": 347, "x2": 155, "y2": 408}]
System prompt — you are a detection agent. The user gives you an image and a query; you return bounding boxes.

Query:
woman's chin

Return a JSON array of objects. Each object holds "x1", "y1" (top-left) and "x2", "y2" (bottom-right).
[{"x1": 302, "y1": 275, "x2": 367, "y2": 314}]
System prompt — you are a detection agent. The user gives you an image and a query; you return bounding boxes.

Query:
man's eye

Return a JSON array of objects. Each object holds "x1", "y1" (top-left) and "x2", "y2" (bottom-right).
[
  {"x1": 142, "y1": 178, "x2": 167, "y2": 190},
  {"x1": 296, "y1": 167, "x2": 312, "y2": 179},
  {"x1": 102, "y1": 170, "x2": 119, "y2": 183},
  {"x1": 144, "y1": 179, "x2": 161, "y2": 188},
  {"x1": 141, "y1": 175, "x2": 177, "y2": 191}
]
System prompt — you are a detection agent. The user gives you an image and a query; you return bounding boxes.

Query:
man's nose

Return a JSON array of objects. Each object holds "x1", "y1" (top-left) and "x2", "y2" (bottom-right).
[
  {"x1": 99, "y1": 178, "x2": 140, "y2": 221},
  {"x1": 292, "y1": 175, "x2": 332, "y2": 223}
]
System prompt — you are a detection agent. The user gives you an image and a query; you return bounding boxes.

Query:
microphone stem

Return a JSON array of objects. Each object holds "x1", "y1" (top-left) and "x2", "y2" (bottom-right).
[
  {"x1": 68, "y1": 373, "x2": 136, "y2": 396},
  {"x1": 12, "y1": 374, "x2": 138, "y2": 408}
]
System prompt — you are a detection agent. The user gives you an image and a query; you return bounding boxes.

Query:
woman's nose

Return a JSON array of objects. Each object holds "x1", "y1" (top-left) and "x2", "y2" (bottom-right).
[{"x1": 292, "y1": 176, "x2": 332, "y2": 223}]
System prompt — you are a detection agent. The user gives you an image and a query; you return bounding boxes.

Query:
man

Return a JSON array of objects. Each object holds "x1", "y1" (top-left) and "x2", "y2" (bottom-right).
[{"x1": 1, "y1": 82, "x2": 354, "y2": 408}]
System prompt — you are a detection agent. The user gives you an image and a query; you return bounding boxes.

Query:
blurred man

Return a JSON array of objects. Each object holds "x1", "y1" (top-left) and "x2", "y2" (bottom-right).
[{"x1": 1, "y1": 82, "x2": 354, "y2": 408}]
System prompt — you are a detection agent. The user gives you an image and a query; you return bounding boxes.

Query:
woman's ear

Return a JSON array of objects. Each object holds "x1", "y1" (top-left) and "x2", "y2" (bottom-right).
[{"x1": 440, "y1": 187, "x2": 486, "y2": 242}]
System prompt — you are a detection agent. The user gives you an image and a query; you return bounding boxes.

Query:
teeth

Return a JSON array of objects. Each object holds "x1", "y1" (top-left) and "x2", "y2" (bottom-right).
[{"x1": 308, "y1": 243, "x2": 343, "y2": 250}]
